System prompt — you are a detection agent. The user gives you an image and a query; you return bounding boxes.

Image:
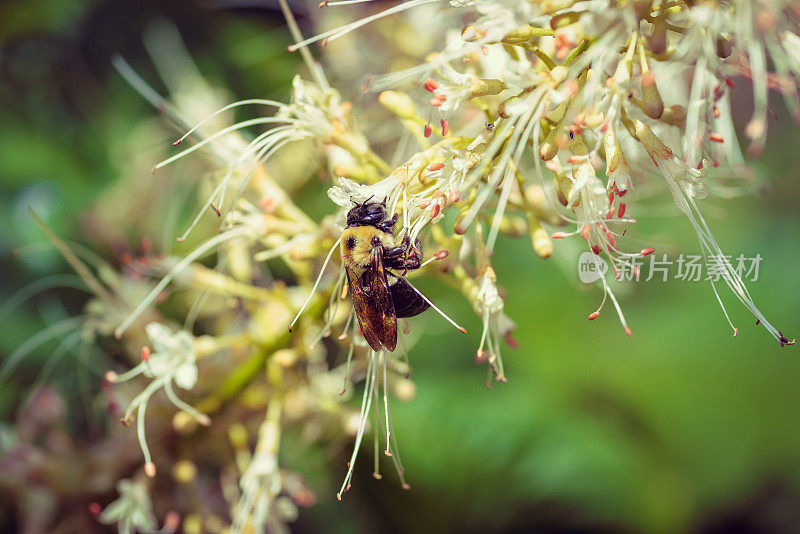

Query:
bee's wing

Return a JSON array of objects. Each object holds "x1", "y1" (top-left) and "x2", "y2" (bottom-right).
[{"x1": 346, "y1": 245, "x2": 397, "y2": 352}]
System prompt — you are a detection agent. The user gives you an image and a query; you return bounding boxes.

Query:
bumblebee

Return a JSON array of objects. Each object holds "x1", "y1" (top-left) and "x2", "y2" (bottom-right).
[{"x1": 341, "y1": 200, "x2": 430, "y2": 352}]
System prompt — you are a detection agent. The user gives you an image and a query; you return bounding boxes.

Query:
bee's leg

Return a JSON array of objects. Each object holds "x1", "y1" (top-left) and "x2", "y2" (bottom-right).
[
  {"x1": 384, "y1": 236, "x2": 422, "y2": 273},
  {"x1": 382, "y1": 238, "x2": 408, "y2": 270},
  {"x1": 399, "y1": 238, "x2": 423, "y2": 273},
  {"x1": 376, "y1": 213, "x2": 398, "y2": 234}
]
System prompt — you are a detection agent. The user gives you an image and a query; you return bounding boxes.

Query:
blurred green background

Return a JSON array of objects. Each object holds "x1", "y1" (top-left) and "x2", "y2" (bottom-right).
[{"x1": 2, "y1": 1, "x2": 800, "y2": 533}]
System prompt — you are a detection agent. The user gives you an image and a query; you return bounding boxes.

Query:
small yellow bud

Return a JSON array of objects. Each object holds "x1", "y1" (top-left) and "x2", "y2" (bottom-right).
[
  {"x1": 378, "y1": 91, "x2": 417, "y2": 120},
  {"x1": 497, "y1": 215, "x2": 527, "y2": 238},
  {"x1": 554, "y1": 171, "x2": 572, "y2": 207},
  {"x1": 501, "y1": 24, "x2": 553, "y2": 44},
  {"x1": 527, "y1": 215, "x2": 553, "y2": 259},
  {"x1": 228, "y1": 423, "x2": 249, "y2": 449},
  {"x1": 641, "y1": 72, "x2": 664, "y2": 119},
  {"x1": 549, "y1": 12, "x2": 580, "y2": 30},
  {"x1": 173, "y1": 460, "x2": 197, "y2": 484},
  {"x1": 539, "y1": 126, "x2": 560, "y2": 161},
  {"x1": 470, "y1": 78, "x2": 505, "y2": 98}
]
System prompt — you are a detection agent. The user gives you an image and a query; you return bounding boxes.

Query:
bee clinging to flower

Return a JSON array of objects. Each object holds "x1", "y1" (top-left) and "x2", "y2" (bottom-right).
[{"x1": 340, "y1": 198, "x2": 430, "y2": 352}]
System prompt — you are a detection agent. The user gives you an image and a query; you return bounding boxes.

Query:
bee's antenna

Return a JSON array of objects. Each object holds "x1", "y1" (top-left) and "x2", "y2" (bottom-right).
[{"x1": 403, "y1": 280, "x2": 467, "y2": 334}]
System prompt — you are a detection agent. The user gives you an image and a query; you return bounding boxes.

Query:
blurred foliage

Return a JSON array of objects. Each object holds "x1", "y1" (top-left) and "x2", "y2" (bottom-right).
[{"x1": 2, "y1": 1, "x2": 800, "y2": 533}]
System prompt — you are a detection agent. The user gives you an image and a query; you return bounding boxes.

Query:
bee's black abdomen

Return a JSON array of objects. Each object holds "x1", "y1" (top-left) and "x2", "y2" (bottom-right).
[{"x1": 390, "y1": 277, "x2": 430, "y2": 318}]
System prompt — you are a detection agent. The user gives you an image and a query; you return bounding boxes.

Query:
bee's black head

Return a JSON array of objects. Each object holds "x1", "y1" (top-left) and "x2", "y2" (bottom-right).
[{"x1": 347, "y1": 200, "x2": 387, "y2": 228}]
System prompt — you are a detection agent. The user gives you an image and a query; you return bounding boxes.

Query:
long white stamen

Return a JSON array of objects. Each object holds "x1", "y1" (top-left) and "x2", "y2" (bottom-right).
[
  {"x1": 288, "y1": 236, "x2": 343, "y2": 332},
  {"x1": 289, "y1": 0, "x2": 436, "y2": 51},
  {"x1": 115, "y1": 227, "x2": 248, "y2": 338},
  {"x1": 404, "y1": 279, "x2": 467, "y2": 333},
  {"x1": 172, "y1": 99, "x2": 284, "y2": 146},
  {"x1": 310, "y1": 267, "x2": 347, "y2": 347},
  {"x1": 323, "y1": 0, "x2": 378, "y2": 6},
  {"x1": 0, "y1": 316, "x2": 83, "y2": 386},
  {"x1": 153, "y1": 118, "x2": 295, "y2": 172},
  {"x1": 338, "y1": 350, "x2": 377, "y2": 500},
  {"x1": 137, "y1": 400, "x2": 154, "y2": 476},
  {"x1": 372, "y1": 383, "x2": 381, "y2": 479},
  {"x1": 338, "y1": 316, "x2": 357, "y2": 396},
  {"x1": 164, "y1": 382, "x2": 211, "y2": 426},
  {"x1": 382, "y1": 352, "x2": 391, "y2": 456}
]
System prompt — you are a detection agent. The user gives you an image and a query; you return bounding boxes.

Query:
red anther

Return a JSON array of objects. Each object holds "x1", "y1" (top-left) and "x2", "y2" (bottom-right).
[
  {"x1": 172, "y1": 139, "x2": 182, "y2": 147},
  {"x1": 616, "y1": 187, "x2": 628, "y2": 197},
  {"x1": 458, "y1": 326, "x2": 467, "y2": 334},
  {"x1": 210, "y1": 203, "x2": 221, "y2": 217},
  {"x1": 430, "y1": 203, "x2": 441, "y2": 218},
  {"x1": 714, "y1": 85, "x2": 724, "y2": 99},
  {"x1": 423, "y1": 77, "x2": 439, "y2": 92},
  {"x1": 605, "y1": 230, "x2": 616, "y2": 247},
  {"x1": 551, "y1": 232, "x2": 569, "y2": 239},
  {"x1": 163, "y1": 511, "x2": 181, "y2": 532},
  {"x1": 120, "y1": 417, "x2": 131, "y2": 427},
  {"x1": 640, "y1": 247, "x2": 655, "y2": 256},
  {"x1": 588, "y1": 311, "x2": 600, "y2": 320},
  {"x1": 474, "y1": 350, "x2": 488, "y2": 363},
  {"x1": 504, "y1": 331, "x2": 519, "y2": 348},
  {"x1": 544, "y1": 161, "x2": 560, "y2": 172},
  {"x1": 712, "y1": 160, "x2": 719, "y2": 167},
  {"x1": 713, "y1": 106, "x2": 721, "y2": 118},
  {"x1": 434, "y1": 250, "x2": 449, "y2": 260},
  {"x1": 430, "y1": 94, "x2": 447, "y2": 107},
  {"x1": 145, "y1": 462, "x2": 157, "y2": 478},
  {"x1": 89, "y1": 502, "x2": 102, "y2": 516},
  {"x1": 624, "y1": 326, "x2": 632, "y2": 337},
  {"x1": 120, "y1": 252, "x2": 132, "y2": 264},
  {"x1": 725, "y1": 77, "x2": 735, "y2": 87},
  {"x1": 260, "y1": 197, "x2": 276, "y2": 212},
  {"x1": 481, "y1": 45, "x2": 489, "y2": 55},
  {"x1": 697, "y1": 161, "x2": 704, "y2": 170},
  {"x1": 567, "y1": 155, "x2": 582, "y2": 163},
  {"x1": 600, "y1": 120, "x2": 610, "y2": 132},
  {"x1": 613, "y1": 266, "x2": 621, "y2": 279},
  {"x1": 609, "y1": 192, "x2": 615, "y2": 205},
  {"x1": 606, "y1": 206, "x2": 616, "y2": 219},
  {"x1": 710, "y1": 133, "x2": 724, "y2": 143},
  {"x1": 581, "y1": 224, "x2": 590, "y2": 239},
  {"x1": 419, "y1": 200, "x2": 430, "y2": 209},
  {"x1": 591, "y1": 244, "x2": 601, "y2": 255},
  {"x1": 141, "y1": 346, "x2": 151, "y2": 362},
  {"x1": 618, "y1": 203, "x2": 627, "y2": 218},
  {"x1": 321, "y1": 37, "x2": 328, "y2": 47},
  {"x1": 441, "y1": 119, "x2": 450, "y2": 136},
  {"x1": 428, "y1": 162, "x2": 445, "y2": 171},
  {"x1": 449, "y1": 189, "x2": 460, "y2": 203},
  {"x1": 424, "y1": 124, "x2": 432, "y2": 138},
  {"x1": 318, "y1": 0, "x2": 328, "y2": 6}
]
